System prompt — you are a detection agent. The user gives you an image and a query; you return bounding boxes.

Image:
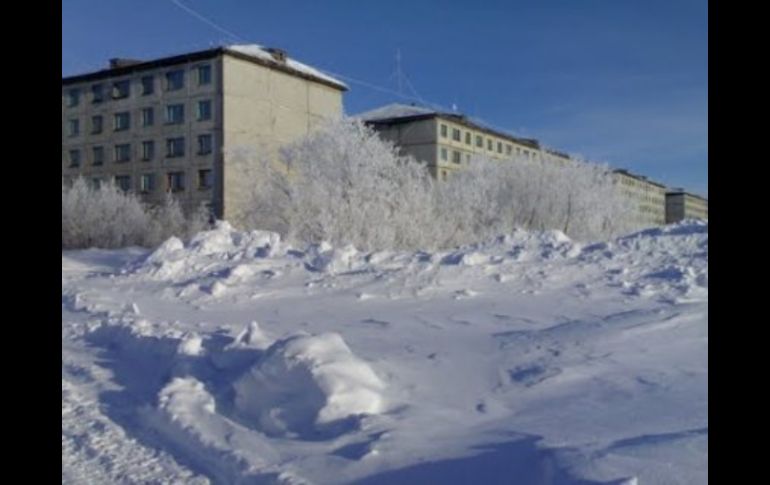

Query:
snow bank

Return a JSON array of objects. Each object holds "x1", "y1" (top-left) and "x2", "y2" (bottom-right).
[{"x1": 233, "y1": 332, "x2": 386, "y2": 437}]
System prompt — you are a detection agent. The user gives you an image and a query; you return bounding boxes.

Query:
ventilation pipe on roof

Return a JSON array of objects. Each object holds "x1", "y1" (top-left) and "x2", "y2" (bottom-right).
[{"x1": 264, "y1": 48, "x2": 288, "y2": 63}]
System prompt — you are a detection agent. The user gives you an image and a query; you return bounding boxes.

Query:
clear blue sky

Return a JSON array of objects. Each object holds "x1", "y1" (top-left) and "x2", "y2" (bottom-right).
[{"x1": 63, "y1": 0, "x2": 708, "y2": 196}]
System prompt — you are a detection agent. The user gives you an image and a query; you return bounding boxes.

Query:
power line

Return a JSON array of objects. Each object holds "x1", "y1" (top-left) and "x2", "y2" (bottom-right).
[{"x1": 168, "y1": 0, "x2": 245, "y2": 43}]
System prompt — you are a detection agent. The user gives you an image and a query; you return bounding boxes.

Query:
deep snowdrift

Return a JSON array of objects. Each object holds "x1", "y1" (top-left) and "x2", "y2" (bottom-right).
[{"x1": 63, "y1": 221, "x2": 707, "y2": 484}]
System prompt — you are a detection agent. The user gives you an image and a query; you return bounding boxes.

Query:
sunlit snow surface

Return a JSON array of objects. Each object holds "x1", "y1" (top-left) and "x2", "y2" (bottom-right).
[{"x1": 62, "y1": 221, "x2": 707, "y2": 484}]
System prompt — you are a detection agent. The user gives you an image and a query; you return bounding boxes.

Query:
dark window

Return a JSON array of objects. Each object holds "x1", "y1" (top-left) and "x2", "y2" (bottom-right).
[
  {"x1": 142, "y1": 140, "x2": 155, "y2": 161},
  {"x1": 92, "y1": 146, "x2": 104, "y2": 166},
  {"x1": 167, "y1": 171, "x2": 185, "y2": 192},
  {"x1": 112, "y1": 80, "x2": 130, "y2": 99},
  {"x1": 506, "y1": 145, "x2": 512, "y2": 155},
  {"x1": 452, "y1": 151, "x2": 461, "y2": 164},
  {"x1": 68, "y1": 150, "x2": 81, "y2": 168},
  {"x1": 197, "y1": 100, "x2": 212, "y2": 121},
  {"x1": 198, "y1": 169, "x2": 213, "y2": 189},
  {"x1": 166, "y1": 137, "x2": 185, "y2": 157},
  {"x1": 68, "y1": 119, "x2": 80, "y2": 137},
  {"x1": 115, "y1": 175, "x2": 131, "y2": 191},
  {"x1": 140, "y1": 173, "x2": 155, "y2": 193},
  {"x1": 197, "y1": 134, "x2": 213, "y2": 154},
  {"x1": 440, "y1": 124, "x2": 448, "y2": 137},
  {"x1": 476, "y1": 135, "x2": 483, "y2": 148},
  {"x1": 487, "y1": 139, "x2": 493, "y2": 150},
  {"x1": 141, "y1": 76, "x2": 154, "y2": 95},
  {"x1": 440, "y1": 148, "x2": 448, "y2": 161},
  {"x1": 166, "y1": 70, "x2": 185, "y2": 91},
  {"x1": 166, "y1": 104, "x2": 185, "y2": 124},
  {"x1": 114, "y1": 112, "x2": 130, "y2": 131},
  {"x1": 142, "y1": 107, "x2": 154, "y2": 127},
  {"x1": 497, "y1": 142, "x2": 503, "y2": 153},
  {"x1": 91, "y1": 115, "x2": 103, "y2": 134},
  {"x1": 452, "y1": 128, "x2": 461, "y2": 141},
  {"x1": 92, "y1": 84, "x2": 104, "y2": 103},
  {"x1": 198, "y1": 65, "x2": 212, "y2": 85},
  {"x1": 465, "y1": 132, "x2": 471, "y2": 145},
  {"x1": 114, "y1": 144, "x2": 131, "y2": 163},
  {"x1": 68, "y1": 89, "x2": 80, "y2": 107}
]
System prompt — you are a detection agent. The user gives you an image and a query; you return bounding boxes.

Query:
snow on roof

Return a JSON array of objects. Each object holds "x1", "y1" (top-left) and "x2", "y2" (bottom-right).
[
  {"x1": 225, "y1": 44, "x2": 347, "y2": 90},
  {"x1": 355, "y1": 103, "x2": 438, "y2": 121}
]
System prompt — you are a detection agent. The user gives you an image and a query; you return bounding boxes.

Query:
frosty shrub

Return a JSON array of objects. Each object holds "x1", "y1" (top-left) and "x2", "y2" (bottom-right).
[
  {"x1": 232, "y1": 118, "x2": 634, "y2": 251},
  {"x1": 62, "y1": 178, "x2": 211, "y2": 249}
]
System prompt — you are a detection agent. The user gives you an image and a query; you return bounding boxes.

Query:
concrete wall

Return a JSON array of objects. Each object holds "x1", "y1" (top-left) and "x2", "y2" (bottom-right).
[
  {"x1": 613, "y1": 172, "x2": 667, "y2": 228},
  {"x1": 220, "y1": 55, "x2": 343, "y2": 224},
  {"x1": 62, "y1": 57, "x2": 222, "y2": 215},
  {"x1": 666, "y1": 193, "x2": 708, "y2": 223}
]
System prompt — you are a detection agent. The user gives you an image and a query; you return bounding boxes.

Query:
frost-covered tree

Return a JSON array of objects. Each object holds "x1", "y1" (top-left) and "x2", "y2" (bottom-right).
[
  {"x1": 62, "y1": 178, "x2": 212, "y2": 249},
  {"x1": 232, "y1": 118, "x2": 635, "y2": 251}
]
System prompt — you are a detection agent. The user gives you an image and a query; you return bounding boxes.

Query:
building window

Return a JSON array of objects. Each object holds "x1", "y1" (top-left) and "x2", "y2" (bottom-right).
[
  {"x1": 114, "y1": 175, "x2": 131, "y2": 191},
  {"x1": 68, "y1": 119, "x2": 80, "y2": 137},
  {"x1": 487, "y1": 139, "x2": 493, "y2": 150},
  {"x1": 68, "y1": 149, "x2": 80, "y2": 168},
  {"x1": 140, "y1": 173, "x2": 155, "y2": 193},
  {"x1": 166, "y1": 70, "x2": 185, "y2": 91},
  {"x1": 142, "y1": 140, "x2": 155, "y2": 161},
  {"x1": 114, "y1": 144, "x2": 131, "y2": 163},
  {"x1": 142, "y1": 107, "x2": 154, "y2": 127},
  {"x1": 497, "y1": 142, "x2": 503, "y2": 153},
  {"x1": 476, "y1": 135, "x2": 483, "y2": 148},
  {"x1": 91, "y1": 178, "x2": 104, "y2": 190},
  {"x1": 167, "y1": 171, "x2": 185, "y2": 192},
  {"x1": 91, "y1": 115, "x2": 103, "y2": 134},
  {"x1": 92, "y1": 84, "x2": 104, "y2": 103},
  {"x1": 166, "y1": 104, "x2": 185, "y2": 124},
  {"x1": 506, "y1": 145, "x2": 512, "y2": 155},
  {"x1": 112, "y1": 80, "x2": 130, "y2": 99},
  {"x1": 452, "y1": 128, "x2": 461, "y2": 141},
  {"x1": 440, "y1": 147, "x2": 448, "y2": 161},
  {"x1": 141, "y1": 76, "x2": 154, "y2": 95},
  {"x1": 198, "y1": 169, "x2": 213, "y2": 189},
  {"x1": 198, "y1": 65, "x2": 212, "y2": 85},
  {"x1": 440, "y1": 124, "x2": 447, "y2": 138},
  {"x1": 197, "y1": 100, "x2": 212, "y2": 121},
  {"x1": 197, "y1": 134, "x2": 213, "y2": 154},
  {"x1": 67, "y1": 89, "x2": 80, "y2": 107},
  {"x1": 465, "y1": 132, "x2": 471, "y2": 145},
  {"x1": 114, "y1": 112, "x2": 130, "y2": 131},
  {"x1": 452, "y1": 151, "x2": 461, "y2": 164},
  {"x1": 166, "y1": 137, "x2": 185, "y2": 157},
  {"x1": 92, "y1": 146, "x2": 104, "y2": 166}
]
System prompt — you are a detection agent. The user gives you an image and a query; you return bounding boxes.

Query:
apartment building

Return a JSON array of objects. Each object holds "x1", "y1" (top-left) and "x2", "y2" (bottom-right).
[
  {"x1": 612, "y1": 169, "x2": 667, "y2": 228},
  {"x1": 665, "y1": 190, "x2": 708, "y2": 223},
  {"x1": 358, "y1": 104, "x2": 570, "y2": 180},
  {"x1": 62, "y1": 45, "x2": 346, "y2": 223}
]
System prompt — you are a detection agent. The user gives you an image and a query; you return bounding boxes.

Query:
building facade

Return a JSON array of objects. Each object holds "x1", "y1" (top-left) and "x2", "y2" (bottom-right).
[
  {"x1": 359, "y1": 104, "x2": 569, "y2": 180},
  {"x1": 612, "y1": 169, "x2": 667, "y2": 228},
  {"x1": 665, "y1": 190, "x2": 708, "y2": 223},
  {"x1": 62, "y1": 45, "x2": 346, "y2": 223}
]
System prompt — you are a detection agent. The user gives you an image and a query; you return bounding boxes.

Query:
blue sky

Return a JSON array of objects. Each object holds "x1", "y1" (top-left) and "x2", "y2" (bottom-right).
[{"x1": 63, "y1": 0, "x2": 708, "y2": 196}]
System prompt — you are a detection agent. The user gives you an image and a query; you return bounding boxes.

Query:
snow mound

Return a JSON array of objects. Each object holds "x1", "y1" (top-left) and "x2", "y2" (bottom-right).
[
  {"x1": 233, "y1": 332, "x2": 386, "y2": 437},
  {"x1": 305, "y1": 243, "x2": 363, "y2": 273}
]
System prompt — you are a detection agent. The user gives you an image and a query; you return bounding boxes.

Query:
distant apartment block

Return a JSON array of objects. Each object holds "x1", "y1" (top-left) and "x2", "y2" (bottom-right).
[
  {"x1": 665, "y1": 190, "x2": 708, "y2": 223},
  {"x1": 62, "y1": 45, "x2": 346, "y2": 223},
  {"x1": 612, "y1": 169, "x2": 667, "y2": 228},
  {"x1": 358, "y1": 104, "x2": 570, "y2": 180}
]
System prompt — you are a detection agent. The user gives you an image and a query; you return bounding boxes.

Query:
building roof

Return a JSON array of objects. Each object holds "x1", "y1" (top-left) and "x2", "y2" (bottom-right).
[
  {"x1": 612, "y1": 169, "x2": 667, "y2": 189},
  {"x1": 666, "y1": 189, "x2": 708, "y2": 202},
  {"x1": 61, "y1": 44, "x2": 348, "y2": 91},
  {"x1": 356, "y1": 103, "x2": 543, "y2": 150}
]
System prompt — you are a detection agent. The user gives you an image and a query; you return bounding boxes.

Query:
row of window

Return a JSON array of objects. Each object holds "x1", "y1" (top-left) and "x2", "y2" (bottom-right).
[
  {"x1": 66, "y1": 100, "x2": 212, "y2": 137},
  {"x1": 66, "y1": 65, "x2": 212, "y2": 107},
  {"x1": 66, "y1": 135, "x2": 213, "y2": 167},
  {"x1": 439, "y1": 123, "x2": 537, "y2": 159},
  {"x1": 98, "y1": 170, "x2": 213, "y2": 193}
]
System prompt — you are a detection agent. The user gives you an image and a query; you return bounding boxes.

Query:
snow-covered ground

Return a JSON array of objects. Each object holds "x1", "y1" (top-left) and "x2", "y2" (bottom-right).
[{"x1": 62, "y1": 221, "x2": 708, "y2": 484}]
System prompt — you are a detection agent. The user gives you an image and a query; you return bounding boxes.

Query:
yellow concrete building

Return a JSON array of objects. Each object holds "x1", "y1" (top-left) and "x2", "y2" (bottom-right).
[
  {"x1": 665, "y1": 190, "x2": 708, "y2": 223},
  {"x1": 359, "y1": 104, "x2": 569, "y2": 180},
  {"x1": 62, "y1": 45, "x2": 346, "y2": 223},
  {"x1": 612, "y1": 169, "x2": 667, "y2": 228}
]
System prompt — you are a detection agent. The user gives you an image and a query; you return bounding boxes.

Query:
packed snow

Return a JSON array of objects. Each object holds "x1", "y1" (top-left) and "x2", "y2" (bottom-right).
[{"x1": 62, "y1": 221, "x2": 707, "y2": 484}]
